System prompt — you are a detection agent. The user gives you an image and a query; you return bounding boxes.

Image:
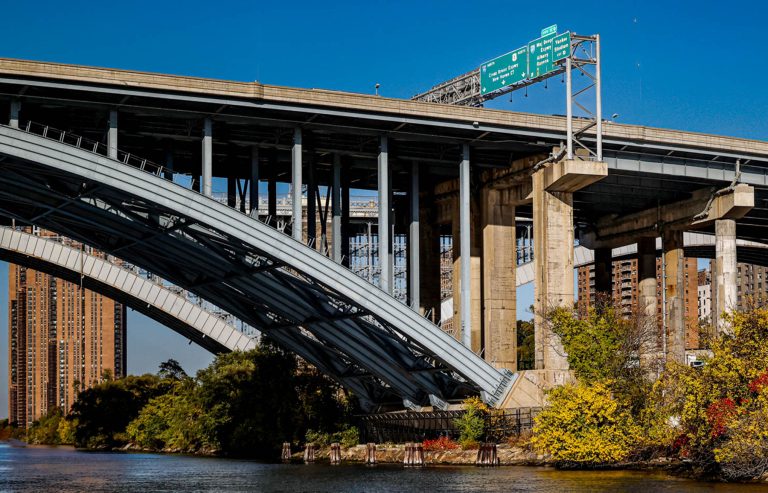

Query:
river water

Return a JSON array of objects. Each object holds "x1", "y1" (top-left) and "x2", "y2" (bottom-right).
[{"x1": 1, "y1": 442, "x2": 765, "y2": 492}]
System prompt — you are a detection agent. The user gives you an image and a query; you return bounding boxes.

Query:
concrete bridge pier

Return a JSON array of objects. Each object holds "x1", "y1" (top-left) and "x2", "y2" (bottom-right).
[
  {"x1": 202, "y1": 117, "x2": 212, "y2": 197},
  {"x1": 378, "y1": 135, "x2": 392, "y2": 295},
  {"x1": 637, "y1": 236, "x2": 658, "y2": 331},
  {"x1": 307, "y1": 152, "x2": 317, "y2": 247},
  {"x1": 663, "y1": 229, "x2": 686, "y2": 364},
  {"x1": 714, "y1": 219, "x2": 737, "y2": 333},
  {"x1": 532, "y1": 171, "x2": 572, "y2": 370},
  {"x1": 532, "y1": 158, "x2": 607, "y2": 370},
  {"x1": 108, "y1": 109, "x2": 118, "y2": 160},
  {"x1": 268, "y1": 149, "x2": 278, "y2": 225},
  {"x1": 418, "y1": 185, "x2": 441, "y2": 324},
  {"x1": 408, "y1": 160, "x2": 420, "y2": 310},
  {"x1": 249, "y1": 147, "x2": 259, "y2": 217},
  {"x1": 291, "y1": 128, "x2": 303, "y2": 241},
  {"x1": 582, "y1": 183, "x2": 754, "y2": 364},
  {"x1": 340, "y1": 156, "x2": 351, "y2": 268},
  {"x1": 9, "y1": 99, "x2": 20, "y2": 128},
  {"x1": 481, "y1": 188, "x2": 517, "y2": 370}
]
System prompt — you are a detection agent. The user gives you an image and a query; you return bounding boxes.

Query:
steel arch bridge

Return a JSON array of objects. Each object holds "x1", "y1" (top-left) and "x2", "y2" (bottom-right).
[
  {"x1": 0, "y1": 124, "x2": 515, "y2": 411},
  {"x1": 0, "y1": 226, "x2": 256, "y2": 353}
]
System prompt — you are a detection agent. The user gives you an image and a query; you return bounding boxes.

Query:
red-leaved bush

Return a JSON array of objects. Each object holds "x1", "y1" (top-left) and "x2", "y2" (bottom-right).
[
  {"x1": 748, "y1": 371, "x2": 768, "y2": 394},
  {"x1": 422, "y1": 436, "x2": 459, "y2": 451},
  {"x1": 706, "y1": 398, "x2": 737, "y2": 438}
]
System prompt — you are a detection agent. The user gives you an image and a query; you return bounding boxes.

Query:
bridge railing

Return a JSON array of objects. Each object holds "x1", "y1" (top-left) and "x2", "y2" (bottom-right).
[
  {"x1": 22, "y1": 121, "x2": 167, "y2": 177},
  {"x1": 357, "y1": 407, "x2": 541, "y2": 443}
]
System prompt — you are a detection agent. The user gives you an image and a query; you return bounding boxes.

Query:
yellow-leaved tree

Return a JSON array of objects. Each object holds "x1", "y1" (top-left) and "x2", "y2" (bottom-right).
[{"x1": 530, "y1": 381, "x2": 643, "y2": 465}]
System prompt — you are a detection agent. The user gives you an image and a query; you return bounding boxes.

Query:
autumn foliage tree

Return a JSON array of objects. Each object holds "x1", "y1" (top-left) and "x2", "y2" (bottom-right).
[{"x1": 648, "y1": 309, "x2": 768, "y2": 479}]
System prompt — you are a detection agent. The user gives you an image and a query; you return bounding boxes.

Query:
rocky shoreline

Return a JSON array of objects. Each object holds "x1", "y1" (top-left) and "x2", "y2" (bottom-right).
[
  {"x1": 307, "y1": 444, "x2": 767, "y2": 482},
  {"x1": 315, "y1": 443, "x2": 544, "y2": 465}
]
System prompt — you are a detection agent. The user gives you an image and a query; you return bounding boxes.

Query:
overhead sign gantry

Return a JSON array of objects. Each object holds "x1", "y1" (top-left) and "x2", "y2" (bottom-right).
[{"x1": 412, "y1": 25, "x2": 602, "y2": 161}]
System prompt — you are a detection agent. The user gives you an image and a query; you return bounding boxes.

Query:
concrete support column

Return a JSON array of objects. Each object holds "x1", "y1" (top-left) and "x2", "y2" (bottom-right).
[
  {"x1": 331, "y1": 154, "x2": 342, "y2": 262},
  {"x1": 250, "y1": 147, "x2": 259, "y2": 217},
  {"x1": 341, "y1": 157, "x2": 351, "y2": 268},
  {"x1": 459, "y1": 144, "x2": 471, "y2": 349},
  {"x1": 663, "y1": 229, "x2": 685, "y2": 364},
  {"x1": 202, "y1": 118, "x2": 212, "y2": 197},
  {"x1": 292, "y1": 128, "x2": 303, "y2": 242},
  {"x1": 594, "y1": 247, "x2": 613, "y2": 306},
  {"x1": 408, "y1": 161, "x2": 420, "y2": 310},
  {"x1": 9, "y1": 99, "x2": 20, "y2": 128},
  {"x1": 268, "y1": 150, "x2": 277, "y2": 223},
  {"x1": 482, "y1": 188, "x2": 517, "y2": 371},
  {"x1": 637, "y1": 237, "x2": 659, "y2": 357},
  {"x1": 637, "y1": 236, "x2": 658, "y2": 322},
  {"x1": 419, "y1": 193, "x2": 441, "y2": 323},
  {"x1": 307, "y1": 154, "x2": 316, "y2": 247},
  {"x1": 532, "y1": 172, "x2": 572, "y2": 370},
  {"x1": 378, "y1": 136, "x2": 392, "y2": 294},
  {"x1": 108, "y1": 110, "x2": 118, "y2": 160},
  {"x1": 452, "y1": 199, "x2": 461, "y2": 335},
  {"x1": 715, "y1": 219, "x2": 737, "y2": 333}
]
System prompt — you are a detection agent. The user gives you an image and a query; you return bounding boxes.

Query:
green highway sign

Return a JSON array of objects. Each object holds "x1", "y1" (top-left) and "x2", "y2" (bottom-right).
[
  {"x1": 541, "y1": 24, "x2": 557, "y2": 37},
  {"x1": 528, "y1": 33, "x2": 556, "y2": 78},
  {"x1": 553, "y1": 32, "x2": 571, "y2": 61},
  {"x1": 480, "y1": 46, "x2": 528, "y2": 95},
  {"x1": 478, "y1": 28, "x2": 572, "y2": 95}
]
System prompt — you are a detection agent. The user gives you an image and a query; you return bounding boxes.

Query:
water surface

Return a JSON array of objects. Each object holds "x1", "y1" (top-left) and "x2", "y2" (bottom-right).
[{"x1": 1, "y1": 442, "x2": 764, "y2": 492}]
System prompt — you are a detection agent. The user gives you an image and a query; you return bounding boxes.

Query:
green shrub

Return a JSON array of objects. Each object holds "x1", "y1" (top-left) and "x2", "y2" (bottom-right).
[
  {"x1": 334, "y1": 426, "x2": 359, "y2": 448},
  {"x1": 305, "y1": 426, "x2": 359, "y2": 448},
  {"x1": 454, "y1": 396, "x2": 487, "y2": 449}
]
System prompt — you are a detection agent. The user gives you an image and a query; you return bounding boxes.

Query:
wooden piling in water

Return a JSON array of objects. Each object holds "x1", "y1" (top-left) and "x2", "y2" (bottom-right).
[
  {"x1": 281, "y1": 442, "x2": 291, "y2": 462},
  {"x1": 475, "y1": 443, "x2": 498, "y2": 466},
  {"x1": 303, "y1": 443, "x2": 315, "y2": 463},
  {"x1": 366, "y1": 443, "x2": 377, "y2": 465},
  {"x1": 415, "y1": 442, "x2": 424, "y2": 466},
  {"x1": 330, "y1": 442, "x2": 342, "y2": 465},
  {"x1": 403, "y1": 442, "x2": 424, "y2": 467}
]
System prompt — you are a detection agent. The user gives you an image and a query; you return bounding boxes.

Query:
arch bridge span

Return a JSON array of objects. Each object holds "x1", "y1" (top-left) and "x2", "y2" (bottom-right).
[
  {"x1": 0, "y1": 226, "x2": 256, "y2": 353},
  {"x1": 0, "y1": 124, "x2": 515, "y2": 411}
]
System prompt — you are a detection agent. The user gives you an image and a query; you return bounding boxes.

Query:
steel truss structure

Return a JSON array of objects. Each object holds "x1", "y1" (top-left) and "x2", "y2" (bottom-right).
[
  {"x1": 412, "y1": 34, "x2": 602, "y2": 160},
  {"x1": 0, "y1": 123, "x2": 515, "y2": 411}
]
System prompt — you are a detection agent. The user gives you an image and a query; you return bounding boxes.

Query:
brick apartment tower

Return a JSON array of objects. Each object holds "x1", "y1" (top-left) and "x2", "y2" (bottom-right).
[
  {"x1": 577, "y1": 257, "x2": 699, "y2": 350},
  {"x1": 8, "y1": 262, "x2": 126, "y2": 428}
]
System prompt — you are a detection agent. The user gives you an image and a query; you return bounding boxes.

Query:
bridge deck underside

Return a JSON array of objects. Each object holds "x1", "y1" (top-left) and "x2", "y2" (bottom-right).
[{"x1": 2, "y1": 78, "x2": 768, "y2": 245}]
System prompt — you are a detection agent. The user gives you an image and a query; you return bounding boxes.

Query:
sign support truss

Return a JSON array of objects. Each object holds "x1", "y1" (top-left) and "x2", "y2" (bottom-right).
[
  {"x1": 566, "y1": 34, "x2": 602, "y2": 161},
  {"x1": 412, "y1": 32, "x2": 602, "y2": 161}
]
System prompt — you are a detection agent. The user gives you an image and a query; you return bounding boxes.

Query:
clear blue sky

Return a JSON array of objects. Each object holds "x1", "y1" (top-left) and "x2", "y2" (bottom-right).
[{"x1": 1, "y1": 0, "x2": 766, "y2": 418}]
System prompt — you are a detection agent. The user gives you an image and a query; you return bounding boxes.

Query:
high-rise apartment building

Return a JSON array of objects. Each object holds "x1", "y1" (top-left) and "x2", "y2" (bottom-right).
[
  {"x1": 577, "y1": 256, "x2": 699, "y2": 349},
  {"x1": 697, "y1": 260, "x2": 768, "y2": 324},
  {"x1": 8, "y1": 246, "x2": 127, "y2": 428}
]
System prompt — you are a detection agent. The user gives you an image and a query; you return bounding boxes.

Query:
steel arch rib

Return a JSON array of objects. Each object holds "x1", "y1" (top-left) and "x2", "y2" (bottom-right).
[
  {"x1": 0, "y1": 125, "x2": 513, "y2": 407},
  {"x1": 0, "y1": 226, "x2": 390, "y2": 406},
  {"x1": 0, "y1": 226, "x2": 255, "y2": 353}
]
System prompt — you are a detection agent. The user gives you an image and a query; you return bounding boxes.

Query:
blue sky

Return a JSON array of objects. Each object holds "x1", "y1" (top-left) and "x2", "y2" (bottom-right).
[{"x1": 1, "y1": 0, "x2": 766, "y2": 418}]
